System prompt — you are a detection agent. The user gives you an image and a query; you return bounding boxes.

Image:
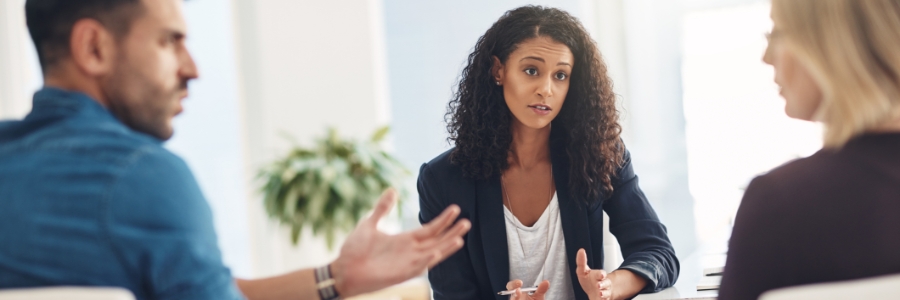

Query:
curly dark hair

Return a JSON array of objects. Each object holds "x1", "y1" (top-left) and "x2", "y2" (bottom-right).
[{"x1": 446, "y1": 5, "x2": 624, "y2": 202}]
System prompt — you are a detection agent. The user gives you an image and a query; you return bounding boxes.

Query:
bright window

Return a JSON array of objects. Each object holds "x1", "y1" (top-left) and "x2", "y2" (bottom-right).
[{"x1": 681, "y1": 2, "x2": 823, "y2": 243}]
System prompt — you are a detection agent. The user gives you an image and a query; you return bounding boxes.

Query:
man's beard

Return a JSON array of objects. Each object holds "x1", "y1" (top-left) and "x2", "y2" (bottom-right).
[{"x1": 104, "y1": 64, "x2": 188, "y2": 141}]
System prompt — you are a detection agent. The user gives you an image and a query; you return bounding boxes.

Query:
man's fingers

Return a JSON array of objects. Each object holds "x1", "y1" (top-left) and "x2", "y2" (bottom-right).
[
  {"x1": 442, "y1": 218, "x2": 471, "y2": 239},
  {"x1": 417, "y1": 218, "x2": 470, "y2": 249},
  {"x1": 411, "y1": 218, "x2": 469, "y2": 270},
  {"x1": 436, "y1": 219, "x2": 470, "y2": 245},
  {"x1": 414, "y1": 204, "x2": 461, "y2": 239},
  {"x1": 576, "y1": 248, "x2": 590, "y2": 275},
  {"x1": 426, "y1": 236, "x2": 464, "y2": 268},
  {"x1": 431, "y1": 234, "x2": 465, "y2": 263},
  {"x1": 366, "y1": 188, "x2": 397, "y2": 225},
  {"x1": 420, "y1": 219, "x2": 470, "y2": 265}
]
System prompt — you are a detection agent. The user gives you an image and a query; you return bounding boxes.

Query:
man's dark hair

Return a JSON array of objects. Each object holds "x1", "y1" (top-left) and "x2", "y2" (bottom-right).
[{"x1": 25, "y1": 0, "x2": 144, "y2": 71}]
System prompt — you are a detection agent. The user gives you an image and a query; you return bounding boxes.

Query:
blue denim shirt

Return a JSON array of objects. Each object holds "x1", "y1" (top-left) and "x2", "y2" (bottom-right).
[{"x1": 0, "y1": 88, "x2": 245, "y2": 300}]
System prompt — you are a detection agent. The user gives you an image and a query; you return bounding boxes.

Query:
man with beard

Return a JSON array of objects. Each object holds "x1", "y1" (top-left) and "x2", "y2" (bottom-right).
[{"x1": 0, "y1": 0, "x2": 471, "y2": 299}]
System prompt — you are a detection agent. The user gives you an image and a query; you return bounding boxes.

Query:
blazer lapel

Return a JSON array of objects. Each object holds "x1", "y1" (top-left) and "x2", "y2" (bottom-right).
[
  {"x1": 476, "y1": 174, "x2": 510, "y2": 299},
  {"x1": 553, "y1": 150, "x2": 593, "y2": 300}
]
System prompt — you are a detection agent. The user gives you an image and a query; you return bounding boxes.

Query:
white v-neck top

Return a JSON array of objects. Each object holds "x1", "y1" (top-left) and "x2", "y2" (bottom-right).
[{"x1": 504, "y1": 192, "x2": 576, "y2": 300}]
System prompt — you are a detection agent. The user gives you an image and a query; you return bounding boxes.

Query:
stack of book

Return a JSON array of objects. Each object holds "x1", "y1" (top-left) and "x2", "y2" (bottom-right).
[{"x1": 697, "y1": 266, "x2": 723, "y2": 291}]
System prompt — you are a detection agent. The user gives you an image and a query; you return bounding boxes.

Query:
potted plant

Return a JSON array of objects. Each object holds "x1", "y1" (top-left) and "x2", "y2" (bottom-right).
[{"x1": 258, "y1": 126, "x2": 409, "y2": 248}]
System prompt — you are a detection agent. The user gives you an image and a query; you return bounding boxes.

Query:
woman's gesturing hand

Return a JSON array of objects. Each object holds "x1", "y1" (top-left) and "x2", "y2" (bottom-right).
[
  {"x1": 575, "y1": 248, "x2": 613, "y2": 300},
  {"x1": 505, "y1": 279, "x2": 551, "y2": 300}
]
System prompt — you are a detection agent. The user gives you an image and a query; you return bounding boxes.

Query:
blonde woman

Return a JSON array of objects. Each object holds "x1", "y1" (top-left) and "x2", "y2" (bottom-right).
[{"x1": 719, "y1": 0, "x2": 900, "y2": 299}]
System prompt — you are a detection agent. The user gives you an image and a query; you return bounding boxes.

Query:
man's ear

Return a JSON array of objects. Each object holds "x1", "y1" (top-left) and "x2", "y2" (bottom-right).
[
  {"x1": 491, "y1": 55, "x2": 504, "y2": 85},
  {"x1": 69, "y1": 19, "x2": 117, "y2": 77}
]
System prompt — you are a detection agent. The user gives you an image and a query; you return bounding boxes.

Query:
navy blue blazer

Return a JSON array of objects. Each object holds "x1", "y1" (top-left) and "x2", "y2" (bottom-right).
[{"x1": 418, "y1": 146, "x2": 679, "y2": 300}]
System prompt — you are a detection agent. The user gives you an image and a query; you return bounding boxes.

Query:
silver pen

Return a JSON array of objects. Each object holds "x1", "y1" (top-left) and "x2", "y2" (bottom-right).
[{"x1": 497, "y1": 286, "x2": 539, "y2": 296}]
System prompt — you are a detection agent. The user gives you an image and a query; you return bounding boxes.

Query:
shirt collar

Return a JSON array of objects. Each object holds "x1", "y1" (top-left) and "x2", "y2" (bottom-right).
[
  {"x1": 29, "y1": 87, "x2": 115, "y2": 121},
  {"x1": 26, "y1": 87, "x2": 162, "y2": 144}
]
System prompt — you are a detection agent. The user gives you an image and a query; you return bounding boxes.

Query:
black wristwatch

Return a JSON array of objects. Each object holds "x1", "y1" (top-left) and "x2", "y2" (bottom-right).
[{"x1": 315, "y1": 264, "x2": 341, "y2": 300}]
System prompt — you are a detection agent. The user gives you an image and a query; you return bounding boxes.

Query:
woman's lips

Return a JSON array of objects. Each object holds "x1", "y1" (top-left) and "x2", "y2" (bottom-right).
[{"x1": 529, "y1": 105, "x2": 551, "y2": 116}]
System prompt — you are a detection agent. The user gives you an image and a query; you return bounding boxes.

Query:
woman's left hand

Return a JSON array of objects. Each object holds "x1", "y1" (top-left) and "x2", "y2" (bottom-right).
[
  {"x1": 575, "y1": 248, "x2": 649, "y2": 300},
  {"x1": 575, "y1": 248, "x2": 613, "y2": 300}
]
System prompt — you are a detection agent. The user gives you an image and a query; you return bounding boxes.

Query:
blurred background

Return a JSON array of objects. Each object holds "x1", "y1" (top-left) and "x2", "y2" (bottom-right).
[{"x1": 0, "y1": 0, "x2": 820, "y2": 289}]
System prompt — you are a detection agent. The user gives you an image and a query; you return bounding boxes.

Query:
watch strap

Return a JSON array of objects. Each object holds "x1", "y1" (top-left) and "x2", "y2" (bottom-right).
[{"x1": 315, "y1": 264, "x2": 341, "y2": 300}]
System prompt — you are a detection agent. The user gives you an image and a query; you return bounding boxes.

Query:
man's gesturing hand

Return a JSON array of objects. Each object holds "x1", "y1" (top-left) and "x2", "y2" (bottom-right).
[{"x1": 330, "y1": 189, "x2": 471, "y2": 297}]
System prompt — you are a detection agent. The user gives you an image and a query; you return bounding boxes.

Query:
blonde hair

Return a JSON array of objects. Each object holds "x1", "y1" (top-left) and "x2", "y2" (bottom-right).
[{"x1": 772, "y1": 0, "x2": 900, "y2": 147}]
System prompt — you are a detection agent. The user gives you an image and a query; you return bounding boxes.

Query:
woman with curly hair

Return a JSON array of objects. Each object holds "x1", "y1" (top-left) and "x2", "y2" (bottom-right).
[{"x1": 417, "y1": 6, "x2": 678, "y2": 300}]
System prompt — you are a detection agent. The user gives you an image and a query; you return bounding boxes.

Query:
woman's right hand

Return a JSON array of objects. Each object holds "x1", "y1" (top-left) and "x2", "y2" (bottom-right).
[{"x1": 506, "y1": 279, "x2": 550, "y2": 300}]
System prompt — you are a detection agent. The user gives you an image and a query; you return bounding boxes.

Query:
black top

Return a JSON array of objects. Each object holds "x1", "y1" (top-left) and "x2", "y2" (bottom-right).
[
  {"x1": 418, "y1": 144, "x2": 679, "y2": 300},
  {"x1": 719, "y1": 133, "x2": 900, "y2": 300}
]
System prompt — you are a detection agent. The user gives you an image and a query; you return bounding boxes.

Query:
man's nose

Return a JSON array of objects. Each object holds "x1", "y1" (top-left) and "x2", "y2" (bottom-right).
[{"x1": 181, "y1": 51, "x2": 199, "y2": 80}]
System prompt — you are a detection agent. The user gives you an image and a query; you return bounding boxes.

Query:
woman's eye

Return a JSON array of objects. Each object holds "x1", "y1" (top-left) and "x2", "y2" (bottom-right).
[
  {"x1": 524, "y1": 68, "x2": 538, "y2": 76},
  {"x1": 555, "y1": 72, "x2": 568, "y2": 80}
]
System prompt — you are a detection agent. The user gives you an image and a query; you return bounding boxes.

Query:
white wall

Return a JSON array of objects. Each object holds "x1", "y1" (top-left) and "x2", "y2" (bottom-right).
[
  {"x1": 232, "y1": 0, "x2": 392, "y2": 278},
  {"x1": 166, "y1": 0, "x2": 253, "y2": 278},
  {"x1": 617, "y1": 0, "x2": 699, "y2": 258},
  {"x1": 0, "y1": 0, "x2": 41, "y2": 120},
  {"x1": 681, "y1": 0, "x2": 821, "y2": 243}
]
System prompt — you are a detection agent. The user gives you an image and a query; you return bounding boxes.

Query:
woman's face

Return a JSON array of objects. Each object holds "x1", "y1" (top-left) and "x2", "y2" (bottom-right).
[
  {"x1": 763, "y1": 20, "x2": 823, "y2": 121},
  {"x1": 493, "y1": 36, "x2": 573, "y2": 130}
]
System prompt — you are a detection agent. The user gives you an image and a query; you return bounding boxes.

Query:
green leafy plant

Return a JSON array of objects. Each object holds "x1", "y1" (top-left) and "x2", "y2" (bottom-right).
[{"x1": 258, "y1": 126, "x2": 409, "y2": 249}]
